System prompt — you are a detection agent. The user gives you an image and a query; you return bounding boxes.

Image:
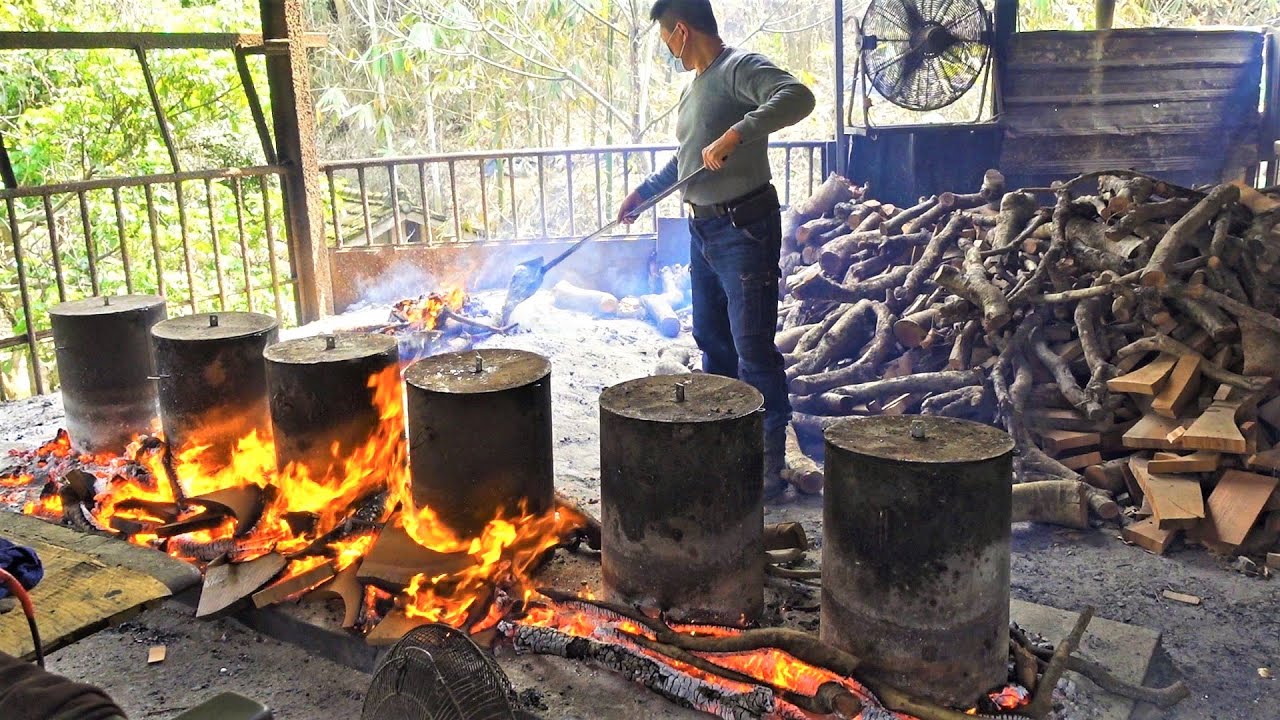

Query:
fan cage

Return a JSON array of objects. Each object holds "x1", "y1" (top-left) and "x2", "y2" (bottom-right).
[
  {"x1": 859, "y1": 0, "x2": 993, "y2": 112},
  {"x1": 362, "y1": 624, "x2": 516, "y2": 720}
]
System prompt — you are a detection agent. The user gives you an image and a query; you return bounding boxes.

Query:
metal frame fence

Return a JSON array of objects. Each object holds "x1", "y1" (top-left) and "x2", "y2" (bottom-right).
[
  {"x1": 0, "y1": 166, "x2": 297, "y2": 397},
  {"x1": 320, "y1": 141, "x2": 830, "y2": 248}
]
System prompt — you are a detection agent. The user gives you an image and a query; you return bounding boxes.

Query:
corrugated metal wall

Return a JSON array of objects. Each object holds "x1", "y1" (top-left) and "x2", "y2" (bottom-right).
[{"x1": 999, "y1": 29, "x2": 1265, "y2": 189}]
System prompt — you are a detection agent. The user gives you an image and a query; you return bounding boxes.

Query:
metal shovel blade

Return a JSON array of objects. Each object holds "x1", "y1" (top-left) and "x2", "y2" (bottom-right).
[{"x1": 499, "y1": 257, "x2": 546, "y2": 325}]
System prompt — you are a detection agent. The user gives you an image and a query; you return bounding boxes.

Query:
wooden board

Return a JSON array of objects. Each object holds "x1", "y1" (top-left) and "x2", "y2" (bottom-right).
[
  {"x1": 1122, "y1": 413, "x2": 1189, "y2": 450},
  {"x1": 1147, "y1": 451, "x2": 1221, "y2": 474},
  {"x1": 1151, "y1": 354, "x2": 1202, "y2": 419},
  {"x1": 0, "y1": 553, "x2": 170, "y2": 660},
  {"x1": 1200, "y1": 470, "x2": 1280, "y2": 548},
  {"x1": 196, "y1": 553, "x2": 286, "y2": 619},
  {"x1": 1247, "y1": 449, "x2": 1280, "y2": 473},
  {"x1": 1106, "y1": 354, "x2": 1178, "y2": 395},
  {"x1": 1121, "y1": 518, "x2": 1178, "y2": 555},
  {"x1": 1128, "y1": 456, "x2": 1205, "y2": 530},
  {"x1": 1062, "y1": 451, "x2": 1104, "y2": 471},
  {"x1": 1039, "y1": 430, "x2": 1102, "y2": 457},
  {"x1": 1258, "y1": 395, "x2": 1280, "y2": 432},
  {"x1": 253, "y1": 561, "x2": 337, "y2": 609},
  {"x1": 1268, "y1": 553, "x2": 1280, "y2": 571},
  {"x1": 1181, "y1": 401, "x2": 1247, "y2": 453}
]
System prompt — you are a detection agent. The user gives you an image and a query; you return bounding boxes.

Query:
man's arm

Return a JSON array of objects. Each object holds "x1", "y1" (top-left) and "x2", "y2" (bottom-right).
[
  {"x1": 729, "y1": 53, "x2": 816, "y2": 143},
  {"x1": 634, "y1": 155, "x2": 679, "y2": 201}
]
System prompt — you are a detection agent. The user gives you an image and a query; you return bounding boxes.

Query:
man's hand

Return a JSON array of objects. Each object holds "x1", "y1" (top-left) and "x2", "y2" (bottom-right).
[
  {"x1": 702, "y1": 128, "x2": 742, "y2": 171},
  {"x1": 617, "y1": 190, "x2": 644, "y2": 225}
]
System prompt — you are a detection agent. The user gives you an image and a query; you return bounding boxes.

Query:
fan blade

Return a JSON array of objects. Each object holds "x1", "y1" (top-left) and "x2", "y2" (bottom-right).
[{"x1": 942, "y1": 6, "x2": 982, "y2": 32}]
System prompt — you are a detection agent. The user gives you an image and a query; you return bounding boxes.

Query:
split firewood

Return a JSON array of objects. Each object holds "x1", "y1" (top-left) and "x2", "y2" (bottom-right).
[
  {"x1": 791, "y1": 265, "x2": 911, "y2": 303},
  {"x1": 1114, "y1": 334, "x2": 1268, "y2": 391}
]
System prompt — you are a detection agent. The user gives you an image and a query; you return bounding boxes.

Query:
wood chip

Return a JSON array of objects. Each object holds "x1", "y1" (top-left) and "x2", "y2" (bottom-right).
[
  {"x1": 148, "y1": 645, "x2": 166, "y2": 664},
  {"x1": 1161, "y1": 590, "x2": 1201, "y2": 606}
]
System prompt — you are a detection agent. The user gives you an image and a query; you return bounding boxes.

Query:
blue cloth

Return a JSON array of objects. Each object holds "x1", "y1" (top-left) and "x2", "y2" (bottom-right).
[
  {"x1": 0, "y1": 538, "x2": 43, "y2": 598},
  {"x1": 687, "y1": 205, "x2": 791, "y2": 439}
]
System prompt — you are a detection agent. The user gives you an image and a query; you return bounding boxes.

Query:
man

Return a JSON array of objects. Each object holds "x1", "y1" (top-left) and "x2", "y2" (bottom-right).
[{"x1": 618, "y1": 0, "x2": 814, "y2": 501}]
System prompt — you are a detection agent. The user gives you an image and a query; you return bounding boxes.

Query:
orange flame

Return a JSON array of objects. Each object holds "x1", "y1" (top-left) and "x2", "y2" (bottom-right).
[{"x1": 392, "y1": 288, "x2": 466, "y2": 331}]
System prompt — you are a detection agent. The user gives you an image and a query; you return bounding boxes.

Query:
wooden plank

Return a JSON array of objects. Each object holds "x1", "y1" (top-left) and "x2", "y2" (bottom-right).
[
  {"x1": 1062, "y1": 451, "x2": 1104, "y2": 471},
  {"x1": 1039, "y1": 430, "x2": 1102, "y2": 457},
  {"x1": 1181, "y1": 401, "x2": 1247, "y2": 453},
  {"x1": 1200, "y1": 470, "x2": 1280, "y2": 548},
  {"x1": 1162, "y1": 590, "x2": 1201, "y2": 606},
  {"x1": 1247, "y1": 449, "x2": 1280, "y2": 473},
  {"x1": 1121, "y1": 459, "x2": 1144, "y2": 504},
  {"x1": 1128, "y1": 456, "x2": 1205, "y2": 530},
  {"x1": 0, "y1": 511, "x2": 200, "y2": 595},
  {"x1": 1106, "y1": 354, "x2": 1178, "y2": 395},
  {"x1": 253, "y1": 560, "x2": 337, "y2": 609},
  {"x1": 1121, "y1": 518, "x2": 1178, "y2": 555},
  {"x1": 1265, "y1": 489, "x2": 1280, "y2": 513},
  {"x1": 1151, "y1": 354, "x2": 1202, "y2": 419},
  {"x1": 0, "y1": 554, "x2": 170, "y2": 660},
  {"x1": 1147, "y1": 451, "x2": 1221, "y2": 474},
  {"x1": 1268, "y1": 552, "x2": 1280, "y2": 571},
  {"x1": 1122, "y1": 413, "x2": 1188, "y2": 450},
  {"x1": 196, "y1": 553, "x2": 287, "y2": 619}
]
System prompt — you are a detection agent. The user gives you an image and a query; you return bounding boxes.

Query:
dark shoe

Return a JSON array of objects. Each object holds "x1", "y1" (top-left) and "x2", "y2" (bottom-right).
[{"x1": 763, "y1": 426, "x2": 788, "y2": 503}]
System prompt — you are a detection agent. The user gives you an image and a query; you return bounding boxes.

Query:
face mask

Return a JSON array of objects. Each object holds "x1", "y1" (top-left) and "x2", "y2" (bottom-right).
[{"x1": 664, "y1": 26, "x2": 690, "y2": 73}]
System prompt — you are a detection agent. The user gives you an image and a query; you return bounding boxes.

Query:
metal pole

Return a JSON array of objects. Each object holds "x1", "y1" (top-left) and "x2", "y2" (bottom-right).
[
  {"x1": 833, "y1": 0, "x2": 847, "y2": 177},
  {"x1": 135, "y1": 47, "x2": 181, "y2": 173},
  {"x1": 259, "y1": 0, "x2": 333, "y2": 321},
  {"x1": 0, "y1": 130, "x2": 16, "y2": 189}
]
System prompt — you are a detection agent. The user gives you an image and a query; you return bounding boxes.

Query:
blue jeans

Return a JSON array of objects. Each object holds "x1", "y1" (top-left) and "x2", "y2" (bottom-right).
[{"x1": 688, "y1": 209, "x2": 791, "y2": 439}]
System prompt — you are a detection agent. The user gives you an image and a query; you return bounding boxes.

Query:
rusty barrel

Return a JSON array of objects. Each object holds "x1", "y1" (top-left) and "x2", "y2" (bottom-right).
[
  {"x1": 404, "y1": 349, "x2": 553, "y2": 538},
  {"x1": 599, "y1": 374, "x2": 764, "y2": 626},
  {"x1": 50, "y1": 294, "x2": 167, "y2": 453},
  {"x1": 821, "y1": 415, "x2": 1013, "y2": 707},
  {"x1": 152, "y1": 312, "x2": 278, "y2": 465},
  {"x1": 264, "y1": 333, "x2": 399, "y2": 477}
]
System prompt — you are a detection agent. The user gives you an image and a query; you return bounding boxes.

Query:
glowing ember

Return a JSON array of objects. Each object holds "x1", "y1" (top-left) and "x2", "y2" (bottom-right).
[{"x1": 392, "y1": 288, "x2": 466, "y2": 331}]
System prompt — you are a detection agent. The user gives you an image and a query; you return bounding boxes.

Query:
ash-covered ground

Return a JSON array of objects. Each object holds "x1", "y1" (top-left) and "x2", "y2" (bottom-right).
[{"x1": 2, "y1": 291, "x2": 1276, "y2": 719}]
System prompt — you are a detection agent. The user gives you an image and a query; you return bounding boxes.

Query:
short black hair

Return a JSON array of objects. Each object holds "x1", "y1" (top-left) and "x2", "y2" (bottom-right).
[{"x1": 649, "y1": 0, "x2": 718, "y2": 36}]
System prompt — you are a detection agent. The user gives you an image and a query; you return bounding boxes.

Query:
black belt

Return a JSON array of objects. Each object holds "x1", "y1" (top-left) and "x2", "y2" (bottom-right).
[{"x1": 688, "y1": 184, "x2": 773, "y2": 220}]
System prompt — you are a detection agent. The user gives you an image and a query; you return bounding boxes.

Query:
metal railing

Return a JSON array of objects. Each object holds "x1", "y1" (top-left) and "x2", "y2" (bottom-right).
[
  {"x1": 320, "y1": 141, "x2": 829, "y2": 248},
  {"x1": 0, "y1": 165, "x2": 297, "y2": 398}
]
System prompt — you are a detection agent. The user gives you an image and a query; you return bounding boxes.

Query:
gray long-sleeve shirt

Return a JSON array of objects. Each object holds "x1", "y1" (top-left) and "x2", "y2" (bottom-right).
[{"x1": 636, "y1": 47, "x2": 815, "y2": 206}]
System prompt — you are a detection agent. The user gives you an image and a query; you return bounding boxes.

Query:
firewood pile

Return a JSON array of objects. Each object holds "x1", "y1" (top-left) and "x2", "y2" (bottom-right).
[{"x1": 780, "y1": 169, "x2": 1280, "y2": 562}]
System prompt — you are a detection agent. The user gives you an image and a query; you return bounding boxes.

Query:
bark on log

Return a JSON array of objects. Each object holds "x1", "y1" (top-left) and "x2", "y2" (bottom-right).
[
  {"x1": 948, "y1": 320, "x2": 981, "y2": 370},
  {"x1": 505, "y1": 622, "x2": 777, "y2": 719},
  {"x1": 1182, "y1": 282, "x2": 1280, "y2": 337},
  {"x1": 788, "y1": 300, "x2": 875, "y2": 378},
  {"x1": 1104, "y1": 197, "x2": 1191, "y2": 241},
  {"x1": 1083, "y1": 458, "x2": 1128, "y2": 495},
  {"x1": 791, "y1": 265, "x2": 911, "y2": 303},
  {"x1": 1168, "y1": 296, "x2": 1237, "y2": 343},
  {"x1": 900, "y1": 213, "x2": 968, "y2": 301},
  {"x1": 830, "y1": 369, "x2": 983, "y2": 404},
  {"x1": 920, "y1": 385, "x2": 986, "y2": 418},
  {"x1": 933, "y1": 242, "x2": 1011, "y2": 330},
  {"x1": 1012, "y1": 480, "x2": 1090, "y2": 529},
  {"x1": 893, "y1": 296, "x2": 971, "y2": 348},
  {"x1": 1075, "y1": 289, "x2": 1118, "y2": 398},
  {"x1": 553, "y1": 280, "x2": 619, "y2": 316},
  {"x1": 640, "y1": 294, "x2": 680, "y2": 338},
  {"x1": 792, "y1": 173, "x2": 857, "y2": 221},
  {"x1": 842, "y1": 253, "x2": 894, "y2": 286},
  {"x1": 1141, "y1": 184, "x2": 1239, "y2": 287},
  {"x1": 783, "y1": 425, "x2": 823, "y2": 495},
  {"x1": 789, "y1": 303, "x2": 897, "y2": 395},
  {"x1": 776, "y1": 325, "x2": 810, "y2": 354},
  {"x1": 1032, "y1": 333, "x2": 1105, "y2": 421},
  {"x1": 990, "y1": 191, "x2": 1041, "y2": 251},
  {"x1": 820, "y1": 230, "x2": 930, "y2": 277},
  {"x1": 881, "y1": 195, "x2": 936, "y2": 236}
]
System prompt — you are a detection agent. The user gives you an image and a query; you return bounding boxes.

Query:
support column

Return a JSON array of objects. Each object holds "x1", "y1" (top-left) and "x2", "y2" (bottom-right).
[{"x1": 259, "y1": 0, "x2": 333, "y2": 322}]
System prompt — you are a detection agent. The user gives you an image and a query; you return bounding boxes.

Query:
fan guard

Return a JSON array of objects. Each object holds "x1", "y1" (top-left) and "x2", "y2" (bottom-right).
[
  {"x1": 860, "y1": 0, "x2": 993, "y2": 112},
  {"x1": 361, "y1": 623, "x2": 517, "y2": 720}
]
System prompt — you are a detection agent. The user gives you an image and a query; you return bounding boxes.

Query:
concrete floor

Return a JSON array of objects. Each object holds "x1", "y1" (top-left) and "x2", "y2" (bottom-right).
[{"x1": 5, "y1": 292, "x2": 1278, "y2": 719}]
